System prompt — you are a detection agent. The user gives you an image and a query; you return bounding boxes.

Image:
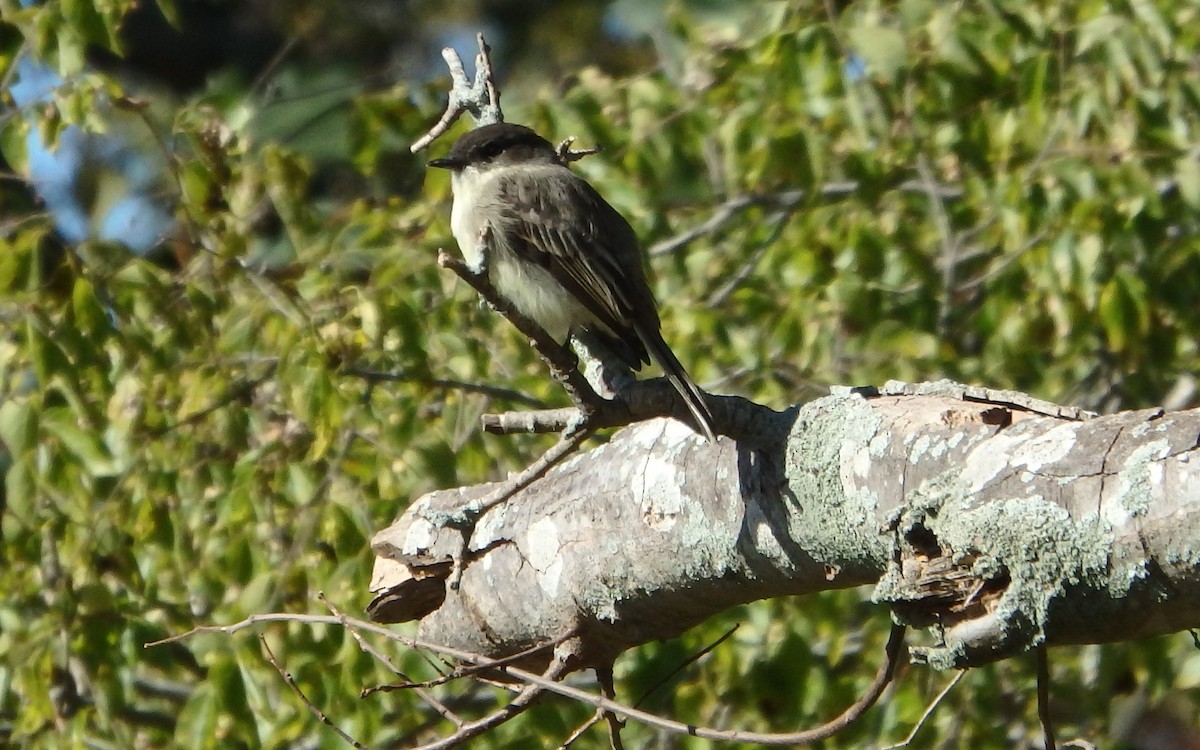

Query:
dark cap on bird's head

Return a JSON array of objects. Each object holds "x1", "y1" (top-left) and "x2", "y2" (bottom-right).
[{"x1": 426, "y1": 122, "x2": 555, "y2": 171}]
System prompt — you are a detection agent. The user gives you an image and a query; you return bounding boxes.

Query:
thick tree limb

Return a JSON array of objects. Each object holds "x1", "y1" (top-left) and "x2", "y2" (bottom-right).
[{"x1": 369, "y1": 379, "x2": 1200, "y2": 671}]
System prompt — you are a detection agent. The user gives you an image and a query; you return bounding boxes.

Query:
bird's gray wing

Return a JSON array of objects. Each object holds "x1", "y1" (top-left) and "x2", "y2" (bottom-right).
[
  {"x1": 492, "y1": 164, "x2": 718, "y2": 441},
  {"x1": 492, "y1": 166, "x2": 657, "y2": 366}
]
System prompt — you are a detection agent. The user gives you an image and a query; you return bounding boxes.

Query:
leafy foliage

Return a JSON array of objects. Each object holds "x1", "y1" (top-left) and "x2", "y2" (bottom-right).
[{"x1": 2, "y1": 0, "x2": 1199, "y2": 748}]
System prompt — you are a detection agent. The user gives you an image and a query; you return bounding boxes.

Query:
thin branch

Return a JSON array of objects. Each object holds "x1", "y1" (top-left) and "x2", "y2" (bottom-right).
[
  {"x1": 439, "y1": 247, "x2": 602, "y2": 413},
  {"x1": 916, "y1": 153, "x2": 959, "y2": 339},
  {"x1": 154, "y1": 364, "x2": 277, "y2": 435},
  {"x1": 406, "y1": 658, "x2": 566, "y2": 750},
  {"x1": 441, "y1": 423, "x2": 595, "y2": 529},
  {"x1": 317, "y1": 594, "x2": 466, "y2": 730},
  {"x1": 878, "y1": 670, "x2": 965, "y2": 749},
  {"x1": 411, "y1": 33, "x2": 503, "y2": 152},
  {"x1": 597, "y1": 667, "x2": 626, "y2": 750},
  {"x1": 634, "y1": 625, "x2": 739, "y2": 708},
  {"x1": 363, "y1": 630, "x2": 575, "y2": 693},
  {"x1": 150, "y1": 598, "x2": 904, "y2": 746},
  {"x1": 345, "y1": 366, "x2": 548, "y2": 408},
  {"x1": 555, "y1": 137, "x2": 603, "y2": 165},
  {"x1": 556, "y1": 664, "x2": 627, "y2": 750},
  {"x1": 259, "y1": 635, "x2": 369, "y2": 750},
  {"x1": 559, "y1": 707, "x2": 607, "y2": 750},
  {"x1": 954, "y1": 228, "x2": 1050, "y2": 294},
  {"x1": 490, "y1": 622, "x2": 909, "y2": 746},
  {"x1": 1037, "y1": 646, "x2": 1056, "y2": 750},
  {"x1": 647, "y1": 180, "x2": 961, "y2": 258},
  {"x1": 704, "y1": 208, "x2": 792, "y2": 308}
]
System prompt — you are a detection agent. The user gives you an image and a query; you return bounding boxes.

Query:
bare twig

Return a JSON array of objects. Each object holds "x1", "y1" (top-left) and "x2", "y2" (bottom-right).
[
  {"x1": 647, "y1": 180, "x2": 961, "y2": 258},
  {"x1": 407, "y1": 655, "x2": 568, "y2": 750},
  {"x1": 151, "y1": 612, "x2": 907, "y2": 746},
  {"x1": 259, "y1": 635, "x2": 369, "y2": 750},
  {"x1": 411, "y1": 33, "x2": 503, "y2": 152},
  {"x1": 878, "y1": 670, "x2": 965, "y2": 749},
  {"x1": 557, "y1": 665, "x2": 625, "y2": 750},
  {"x1": 704, "y1": 208, "x2": 792, "y2": 308},
  {"x1": 915, "y1": 153, "x2": 959, "y2": 339},
  {"x1": 556, "y1": 137, "x2": 603, "y2": 165},
  {"x1": 491, "y1": 622, "x2": 909, "y2": 746},
  {"x1": 597, "y1": 666, "x2": 626, "y2": 750},
  {"x1": 318, "y1": 594, "x2": 465, "y2": 729},
  {"x1": 442, "y1": 422, "x2": 595, "y2": 528},
  {"x1": 954, "y1": 228, "x2": 1050, "y2": 294},
  {"x1": 634, "y1": 625, "x2": 739, "y2": 708},
  {"x1": 345, "y1": 366, "x2": 548, "y2": 408},
  {"x1": 363, "y1": 629, "x2": 576, "y2": 693},
  {"x1": 481, "y1": 406, "x2": 583, "y2": 434},
  {"x1": 1037, "y1": 646, "x2": 1056, "y2": 750},
  {"x1": 559, "y1": 707, "x2": 607, "y2": 750}
]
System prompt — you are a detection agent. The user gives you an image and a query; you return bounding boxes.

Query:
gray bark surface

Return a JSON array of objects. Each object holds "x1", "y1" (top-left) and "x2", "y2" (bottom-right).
[{"x1": 368, "y1": 380, "x2": 1200, "y2": 671}]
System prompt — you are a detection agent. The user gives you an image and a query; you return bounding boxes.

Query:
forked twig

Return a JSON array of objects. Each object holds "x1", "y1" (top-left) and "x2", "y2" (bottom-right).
[
  {"x1": 411, "y1": 33, "x2": 503, "y2": 152},
  {"x1": 556, "y1": 136, "x2": 603, "y2": 164},
  {"x1": 152, "y1": 612, "x2": 907, "y2": 747}
]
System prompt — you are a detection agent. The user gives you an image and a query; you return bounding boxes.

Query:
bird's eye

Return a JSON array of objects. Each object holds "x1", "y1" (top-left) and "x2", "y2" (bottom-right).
[{"x1": 480, "y1": 142, "x2": 505, "y2": 159}]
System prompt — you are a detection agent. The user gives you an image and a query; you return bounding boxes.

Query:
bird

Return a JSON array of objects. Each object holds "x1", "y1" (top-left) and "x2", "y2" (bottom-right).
[{"x1": 427, "y1": 122, "x2": 717, "y2": 442}]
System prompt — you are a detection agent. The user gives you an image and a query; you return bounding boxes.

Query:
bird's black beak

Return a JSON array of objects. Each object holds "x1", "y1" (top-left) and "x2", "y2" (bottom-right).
[{"x1": 427, "y1": 156, "x2": 464, "y2": 170}]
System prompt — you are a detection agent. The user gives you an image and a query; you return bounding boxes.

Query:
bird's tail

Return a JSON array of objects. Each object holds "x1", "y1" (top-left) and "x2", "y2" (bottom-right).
[{"x1": 635, "y1": 323, "x2": 718, "y2": 442}]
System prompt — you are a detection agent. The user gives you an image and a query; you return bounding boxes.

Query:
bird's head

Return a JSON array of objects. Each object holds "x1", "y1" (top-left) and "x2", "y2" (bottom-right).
[{"x1": 427, "y1": 123, "x2": 557, "y2": 172}]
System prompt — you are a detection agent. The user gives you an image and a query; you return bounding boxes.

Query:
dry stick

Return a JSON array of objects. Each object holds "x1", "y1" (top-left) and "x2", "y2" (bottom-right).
[
  {"x1": 317, "y1": 594, "x2": 466, "y2": 729},
  {"x1": 448, "y1": 425, "x2": 594, "y2": 526},
  {"x1": 633, "y1": 625, "x2": 739, "y2": 708},
  {"x1": 502, "y1": 622, "x2": 909, "y2": 746},
  {"x1": 407, "y1": 659, "x2": 567, "y2": 750},
  {"x1": 558, "y1": 708, "x2": 607, "y2": 750},
  {"x1": 345, "y1": 366, "x2": 548, "y2": 408},
  {"x1": 259, "y1": 635, "x2": 370, "y2": 750},
  {"x1": 878, "y1": 670, "x2": 966, "y2": 749},
  {"x1": 556, "y1": 137, "x2": 603, "y2": 165},
  {"x1": 363, "y1": 629, "x2": 576, "y2": 693},
  {"x1": 150, "y1": 613, "x2": 907, "y2": 746},
  {"x1": 1037, "y1": 646, "x2": 1057, "y2": 750},
  {"x1": 410, "y1": 33, "x2": 503, "y2": 153},
  {"x1": 596, "y1": 667, "x2": 627, "y2": 750}
]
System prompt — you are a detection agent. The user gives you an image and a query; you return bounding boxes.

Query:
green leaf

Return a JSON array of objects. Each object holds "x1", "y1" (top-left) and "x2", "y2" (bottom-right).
[
  {"x1": 3, "y1": 455, "x2": 37, "y2": 528},
  {"x1": 1098, "y1": 273, "x2": 1149, "y2": 354},
  {"x1": 1076, "y1": 15, "x2": 1123, "y2": 57},
  {"x1": 847, "y1": 24, "x2": 907, "y2": 82},
  {"x1": 43, "y1": 410, "x2": 120, "y2": 477},
  {"x1": 71, "y1": 277, "x2": 108, "y2": 335},
  {"x1": 0, "y1": 399, "x2": 37, "y2": 456},
  {"x1": 1175, "y1": 158, "x2": 1200, "y2": 209}
]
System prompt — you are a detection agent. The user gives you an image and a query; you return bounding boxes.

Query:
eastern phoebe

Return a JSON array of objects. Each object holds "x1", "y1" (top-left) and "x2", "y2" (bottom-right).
[{"x1": 427, "y1": 122, "x2": 717, "y2": 442}]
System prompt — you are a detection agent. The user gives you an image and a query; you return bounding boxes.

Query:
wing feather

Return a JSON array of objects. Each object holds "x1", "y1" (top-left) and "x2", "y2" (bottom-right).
[{"x1": 491, "y1": 165, "x2": 656, "y2": 366}]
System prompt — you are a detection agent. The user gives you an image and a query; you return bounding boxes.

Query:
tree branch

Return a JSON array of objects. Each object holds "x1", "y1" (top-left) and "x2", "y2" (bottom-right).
[
  {"x1": 411, "y1": 33, "x2": 502, "y2": 152},
  {"x1": 371, "y1": 380, "x2": 1200, "y2": 674}
]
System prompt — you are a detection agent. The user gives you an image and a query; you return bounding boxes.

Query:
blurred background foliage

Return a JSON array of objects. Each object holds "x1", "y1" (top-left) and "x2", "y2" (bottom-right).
[{"x1": 2, "y1": 0, "x2": 1199, "y2": 747}]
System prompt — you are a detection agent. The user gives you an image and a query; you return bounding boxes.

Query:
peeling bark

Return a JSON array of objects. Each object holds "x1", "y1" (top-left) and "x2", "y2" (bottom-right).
[{"x1": 368, "y1": 380, "x2": 1200, "y2": 672}]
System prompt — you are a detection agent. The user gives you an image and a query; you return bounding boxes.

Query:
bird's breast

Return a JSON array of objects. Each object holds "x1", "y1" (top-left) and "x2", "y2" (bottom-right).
[{"x1": 448, "y1": 166, "x2": 597, "y2": 342}]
